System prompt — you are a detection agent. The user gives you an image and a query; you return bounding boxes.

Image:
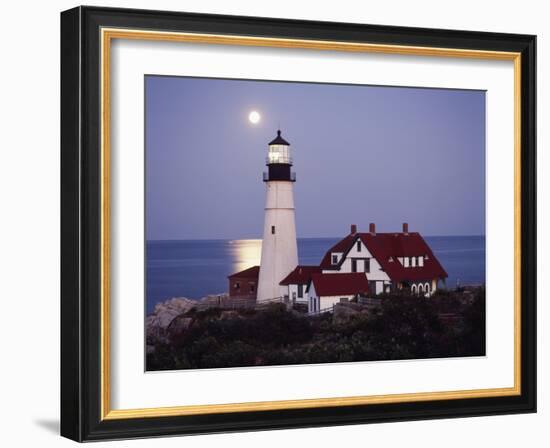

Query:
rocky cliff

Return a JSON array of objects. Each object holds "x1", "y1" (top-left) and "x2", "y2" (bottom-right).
[{"x1": 146, "y1": 294, "x2": 228, "y2": 344}]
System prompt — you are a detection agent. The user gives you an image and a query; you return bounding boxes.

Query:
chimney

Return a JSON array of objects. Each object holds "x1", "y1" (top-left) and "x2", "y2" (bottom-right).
[
  {"x1": 402, "y1": 222, "x2": 409, "y2": 234},
  {"x1": 350, "y1": 224, "x2": 357, "y2": 235},
  {"x1": 369, "y1": 223, "x2": 376, "y2": 235}
]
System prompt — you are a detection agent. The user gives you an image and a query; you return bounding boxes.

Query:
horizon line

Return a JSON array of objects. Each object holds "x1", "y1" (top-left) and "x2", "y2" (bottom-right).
[{"x1": 146, "y1": 234, "x2": 486, "y2": 242}]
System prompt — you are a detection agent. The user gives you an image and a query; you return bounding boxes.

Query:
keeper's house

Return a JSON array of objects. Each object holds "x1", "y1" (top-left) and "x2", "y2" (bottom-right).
[{"x1": 280, "y1": 223, "x2": 447, "y2": 314}]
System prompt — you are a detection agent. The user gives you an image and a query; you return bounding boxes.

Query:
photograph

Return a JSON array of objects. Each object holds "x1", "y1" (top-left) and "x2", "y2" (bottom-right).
[
  {"x1": 57, "y1": 5, "x2": 537, "y2": 441},
  {"x1": 144, "y1": 76, "x2": 487, "y2": 371}
]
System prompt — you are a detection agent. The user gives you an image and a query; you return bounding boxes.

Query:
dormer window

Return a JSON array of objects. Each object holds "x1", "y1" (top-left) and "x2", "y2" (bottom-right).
[
  {"x1": 411, "y1": 256, "x2": 417, "y2": 267},
  {"x1": 403, "y1": 257, "x2": 410, "y2": 267},
  {"x1": 418, "y1": 256, "x2": 424, "y2": 267},
  {"x1": 331, "y1": 254, "x2": 339, "y2": 265},
  {"x1": 356, "y1": 240, "x2": 362, "y2": 252}
]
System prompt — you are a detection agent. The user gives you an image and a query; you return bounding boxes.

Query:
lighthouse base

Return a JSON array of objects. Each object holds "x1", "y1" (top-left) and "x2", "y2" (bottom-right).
[{"x1": 257, "y1": 181, "x2": 298, "y2": 302}]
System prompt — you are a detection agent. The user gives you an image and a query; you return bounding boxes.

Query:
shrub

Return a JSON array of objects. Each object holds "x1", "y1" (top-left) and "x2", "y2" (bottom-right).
[{"x1": 146, "y1": 287, "x2": 486, "y2": 370}]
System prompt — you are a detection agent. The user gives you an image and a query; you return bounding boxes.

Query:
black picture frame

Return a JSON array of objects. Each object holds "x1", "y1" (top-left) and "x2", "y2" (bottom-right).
[{"x1": 61, "y1": 5, "x2": 536, "y2": 442}]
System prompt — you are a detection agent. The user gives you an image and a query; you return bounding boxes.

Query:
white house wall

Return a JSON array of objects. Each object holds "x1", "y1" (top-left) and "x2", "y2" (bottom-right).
[
  {"x1": 307, "y1": 283, "x2": 354, "y2": 313},
  {"x1": 322, "y1": 236, "x2": 390, "y2": 282},
  {"x1": 319, "y1": 295, "x2": 354, "y2": 311},
  {"x1": 346, "y1": 238, "x2": 373, "y2": 259},
  {"x1": 308, "y1": 283, "x2": 317, "y2": 313},
  {"x1": 288, "y1": 283, "x2": 308, "y2": 304}
]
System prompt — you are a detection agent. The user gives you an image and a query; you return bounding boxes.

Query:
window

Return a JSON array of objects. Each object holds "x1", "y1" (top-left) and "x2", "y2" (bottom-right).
[
  {"x1": 418, "y1": 256, "x2": 424, "y2": 267},
  {"x1": 356, "y1": 240, "x2": 362, "y2": 252},
  {"x1": 234, "y1": 282, "x2": 240, "y2": 290},
  {"x1": 351, "y1": 259, "x2": 357, "y2": 272},
  {"x1": 368, "y1": 281, "x2": 376, "y2": 295},
  {"x1": 411, "y1": 284, "x2": 417, "y2": 294},
  {"x1": 404, "y1": 257, "x2": 410, "y2": 267},
  {"x1": 411, "y1": 256, "x2": 417, "y2": 267},
  {"x1": 249, "y1": 283, "x2": 255, "y2": 293},
  {"x1": 311, "y1": 297, "x2": 317, "y2": 313},
  {"x1": 297, "y1": 284, "x2": 304, "y2": 298},
  {"x1": 418, "y1": 284, "x2": 424, "y2": 294},
  {"x1": 365, "y1": 258, "x2": 370, "y2": 273},
  {"x1": 271, "y1": 225, "x2": 275, "y2": 234},
  {"x1": 332, "y1": 254, "x2": 338, "y2": 264}
]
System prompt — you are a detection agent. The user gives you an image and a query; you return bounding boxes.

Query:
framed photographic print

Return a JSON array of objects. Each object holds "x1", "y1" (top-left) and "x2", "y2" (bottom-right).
[{"x1": 60, "y1": 6, "x2": 536, "y2": 442}]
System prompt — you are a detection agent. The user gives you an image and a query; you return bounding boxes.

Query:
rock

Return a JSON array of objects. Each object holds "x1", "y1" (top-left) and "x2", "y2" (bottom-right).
[
  {"x1": 146, "y1": 297, "x2": 197, "y2": 342},
  {"x1": 167, "y1": 315, "x2": 194, "y2": 337},
  {"x1": 147, "y1": 293, "x2": 237, "y2": 343}
]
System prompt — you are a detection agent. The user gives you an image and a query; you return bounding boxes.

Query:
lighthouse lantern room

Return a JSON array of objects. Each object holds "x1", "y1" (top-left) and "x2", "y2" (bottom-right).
[{"x1": 257, "y1": 130, "x2": 299, "y2": 302}]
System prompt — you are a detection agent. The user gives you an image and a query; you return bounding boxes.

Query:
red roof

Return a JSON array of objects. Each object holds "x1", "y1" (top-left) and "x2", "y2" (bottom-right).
[
  {"x1": 227, "y1": 265, "x2": 260, "y2": 279},
  {"x1": 319, "y1": 231, "x2": 447, "y2": 282},
  {"x1": 279, "y1": 265, "x2": 321, "y2": 285},
  {"x1": 308, "y1": 273, "x2": 370, "y2": 297}
]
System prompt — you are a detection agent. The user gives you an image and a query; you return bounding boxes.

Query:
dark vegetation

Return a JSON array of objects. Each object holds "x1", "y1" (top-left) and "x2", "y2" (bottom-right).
[{"x1": 146, "y1": 287, "x2": 485, "y2": 371}]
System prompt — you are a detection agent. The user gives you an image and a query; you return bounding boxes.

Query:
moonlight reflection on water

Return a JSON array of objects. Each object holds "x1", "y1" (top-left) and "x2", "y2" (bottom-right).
[{"x1": 228, "y1": 239, "x2": 262, "y2": 275}]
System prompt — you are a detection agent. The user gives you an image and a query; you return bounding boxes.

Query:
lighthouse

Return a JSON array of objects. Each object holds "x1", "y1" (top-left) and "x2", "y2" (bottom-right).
[{"x1": 257, "y1": 130, "x2": 299, "y2": 302}]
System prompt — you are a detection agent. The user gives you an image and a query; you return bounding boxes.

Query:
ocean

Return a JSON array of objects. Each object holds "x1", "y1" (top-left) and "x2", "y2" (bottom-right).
[{"x1": 146, "y1": 236, "x2": 485, "y2": 314}]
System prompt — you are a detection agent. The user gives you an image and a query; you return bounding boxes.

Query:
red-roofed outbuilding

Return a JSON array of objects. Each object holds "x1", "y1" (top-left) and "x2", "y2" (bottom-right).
[
  {"x1": 307, "y1": 272, "x2": 371, "y2": 313},
  {"x1": 278, "y1": 265, "x2": 321, "y2": 304},
  {"x1": 228, "y1": 266, "x2": 259, "y2": 300}
]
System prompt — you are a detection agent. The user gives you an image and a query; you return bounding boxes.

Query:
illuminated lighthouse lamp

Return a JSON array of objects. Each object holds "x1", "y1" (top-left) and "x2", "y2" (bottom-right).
[
  {"x1": 263, "y1": 130, "x2": 296, "y2": 182},
  {"x1": 267, "y1": 130, "x2": 292, "y2": 164}
]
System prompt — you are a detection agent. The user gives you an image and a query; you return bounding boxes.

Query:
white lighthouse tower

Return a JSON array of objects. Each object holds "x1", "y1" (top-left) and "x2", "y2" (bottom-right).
[{"x1": 257, "y1": 130, "x2": 299, "y2": 302}]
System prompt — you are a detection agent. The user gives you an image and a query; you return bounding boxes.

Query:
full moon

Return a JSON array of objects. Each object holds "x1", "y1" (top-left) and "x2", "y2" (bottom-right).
[{"x1": 248, "y1": 110, "x2": 261, "y2": 125}]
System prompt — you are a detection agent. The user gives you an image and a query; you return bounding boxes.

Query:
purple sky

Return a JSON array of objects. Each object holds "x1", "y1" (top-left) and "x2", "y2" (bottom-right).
[{"x1": 145, "y1": 76, "x2": 485, "y2": 240}]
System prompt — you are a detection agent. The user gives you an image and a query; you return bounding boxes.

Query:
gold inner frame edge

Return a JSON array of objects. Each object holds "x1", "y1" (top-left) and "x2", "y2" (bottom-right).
[{"x1": 100, "y1": 27, "x2": 522, "y2": 421}]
